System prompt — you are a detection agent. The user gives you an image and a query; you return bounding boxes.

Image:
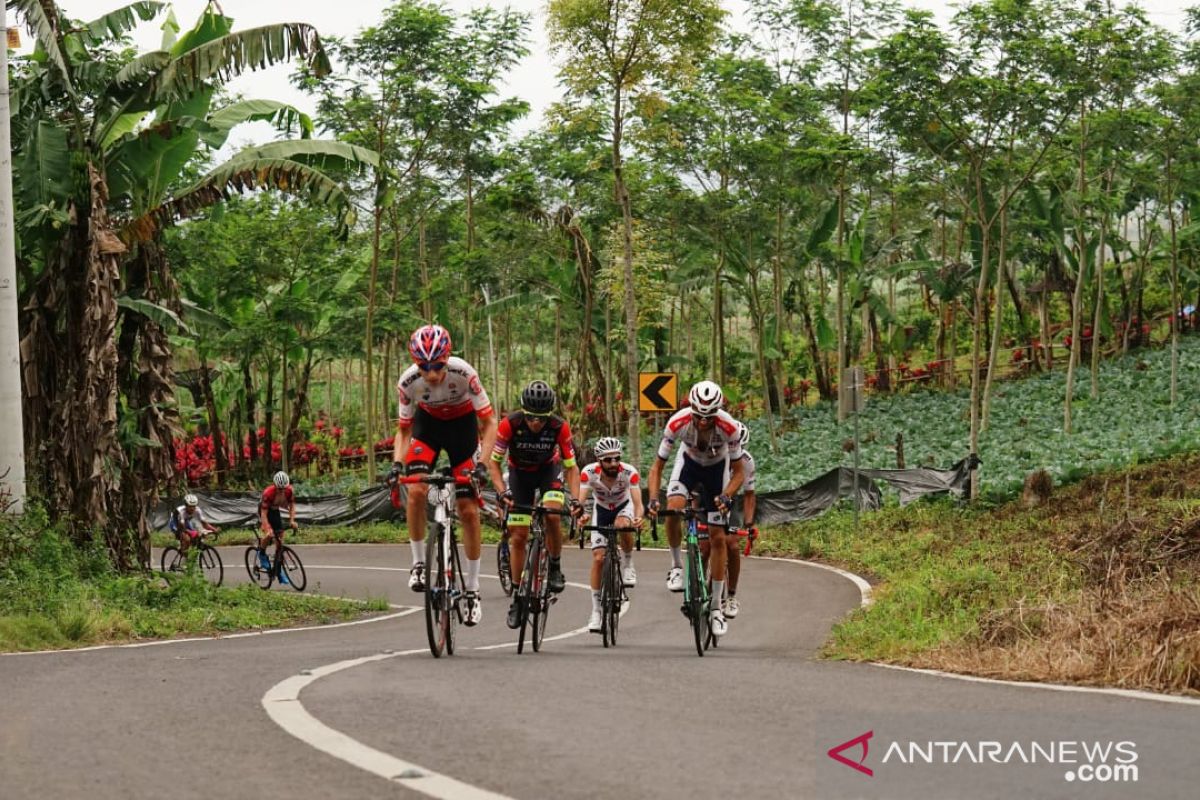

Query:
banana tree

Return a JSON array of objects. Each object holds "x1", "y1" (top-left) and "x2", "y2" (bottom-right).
[{"x1": 10, "y1": 1, "x2": 376, "y2": 567}]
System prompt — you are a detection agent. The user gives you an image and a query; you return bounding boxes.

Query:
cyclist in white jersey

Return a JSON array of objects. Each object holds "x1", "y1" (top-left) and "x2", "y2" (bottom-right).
[
  {"x1": 716, "y1": 422, "x2": 756, "y2": 619},
  {"x1": 388, "y1": 324, "x2": 497, "y2": 627},
  {"x1": 646, "y1": 380, "x2": 743, "y2": 638},
  {"x1": 573, "y1": 437, "x2": 644, "y2": 632}
]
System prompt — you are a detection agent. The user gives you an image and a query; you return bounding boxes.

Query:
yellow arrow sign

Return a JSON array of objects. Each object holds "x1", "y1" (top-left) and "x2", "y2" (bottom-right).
[{"x1": 638, "y1": 373, "x2": 677, "y2": 412}]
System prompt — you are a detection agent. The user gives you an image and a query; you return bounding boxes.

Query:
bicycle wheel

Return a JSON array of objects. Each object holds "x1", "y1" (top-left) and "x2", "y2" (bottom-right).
[
  {"x1": 244, "y1": 547, "x2": 273, "y2": 588},
  {"x1": 444, "y1": 532, "x2": 461, "y2": 657},
  {"x1": 160, "y1": 546, "x2": 183, "y2": 574},
  {"x1": 497, "y1": 538, "x2": 513, "y2": 597},
  {"x1": 197, "y1": 544, "x2": 223, "y2": 586},
  {"x1": 687, "y1": 542, "x2": 706, "y2": 657},
  {"x1": 424, "y1": 532, "x2": 447, "y2": 658},
  {"x1": 531, "y1": 540, "x2": 550, "y2": 653},
  {"x1": 516, "y1": 536, "x2": 538, "y2": 654},
  {"x1": 600, "y1": 549, "x2": 618, "y2": 648},
  {"x1": 281, "y1": 547, "x2": 306, "y2": 591}
]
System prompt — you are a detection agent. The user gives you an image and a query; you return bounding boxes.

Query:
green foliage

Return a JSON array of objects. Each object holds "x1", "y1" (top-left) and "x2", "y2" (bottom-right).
[{"x1": 744, "y1": 338, "x2": 1200, "y2": 497}]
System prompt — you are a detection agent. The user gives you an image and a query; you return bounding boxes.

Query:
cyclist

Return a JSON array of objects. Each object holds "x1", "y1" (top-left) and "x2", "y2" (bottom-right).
[
  {"x1": 488, "y1": 380, "x2": 581, "y2": 629},
  {"x1": 573, "y1": 436, "x2": 643, "y2": 633},
  {"x1": 645, "y1": 380, "x2": 744, "y2": 638},
  {"x1": 168, "y1": 493, "x2": 218, "y2": 562},
  {"x1": 716, "y1": 422, "x2": 757, "y2": 619},
  {"x1": 259, "y1": 471, "x2": 297, "y2": 585},
  {"x1": 390, "y1": 324, "x2": 496, "y2": 626}
]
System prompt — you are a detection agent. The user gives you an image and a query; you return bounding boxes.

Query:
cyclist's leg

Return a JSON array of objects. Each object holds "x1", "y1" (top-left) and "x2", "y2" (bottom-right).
[
  {"x1": 541, "y1": 466, "x2": 567, "y2": 591},
  {"x1": 726, "y1": 535, "x2": 742, "y2": 594},
  {"x1": 506, "y1": 469, "x2": 537, "y2": 585},
  {"x1": 588, "y1": 506, "x2": 616, "y2": 629},
  {"x1": 445, "y1": 412, "x2": 482, "y2": 599},
  {"x1": 541, "y1": 465, "x2": 566, "y2": 557},
  {"x1": 665, "y1": 450, "x2": 689, "y2": 568},
  {"x1": 615, "y1": 498, "x2": 637, "y2": 585},
  {"x1": 403, "y1": 412, "x2": 441, "y2": 567}
]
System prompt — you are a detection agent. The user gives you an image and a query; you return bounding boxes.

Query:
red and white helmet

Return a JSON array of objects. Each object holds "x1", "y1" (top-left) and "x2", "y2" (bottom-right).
[
  {"x1": 408, "y1": 324, "x2": 452, "y2": 363},
  {"x1": 688, "y1": 380, "x2": 724, "y2": 415}
]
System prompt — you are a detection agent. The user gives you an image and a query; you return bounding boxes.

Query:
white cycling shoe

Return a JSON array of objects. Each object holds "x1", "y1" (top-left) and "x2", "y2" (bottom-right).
[
  {"x1": 408, "y1": 562, "x2": 426, "y2": 592},
  {"x1": 710, "y1": 609, "x2": 728, "y2": 638},
  {"x1": 463, "y1": 592, "x2": 482, "y2": 626},
  {"x1": 666, "y1": 567, "x2": 683, "y2": 592},
  {"x1": 723, "y1": 596, "x2": 740, "y2": 619},
  {"x1": 622, "y1": 565, "x2": 638, "y2": 588},
  {"x1": 587, "y1": 609, "x2": 602, "y2": 633}
]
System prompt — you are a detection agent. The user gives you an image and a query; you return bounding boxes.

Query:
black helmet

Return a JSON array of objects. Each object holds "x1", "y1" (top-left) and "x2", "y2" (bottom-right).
[{"x1": 521, "y1": 380, "x2": 556, "y2": 415}]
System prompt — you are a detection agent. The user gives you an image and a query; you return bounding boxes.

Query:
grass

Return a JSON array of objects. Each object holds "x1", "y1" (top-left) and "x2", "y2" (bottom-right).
[
  {"x1": 762, "y1": 454, "x2": 1200, "y2": 696},
  {"x1": 0, "y1": 508, "x2": 388, "y2": 653}
]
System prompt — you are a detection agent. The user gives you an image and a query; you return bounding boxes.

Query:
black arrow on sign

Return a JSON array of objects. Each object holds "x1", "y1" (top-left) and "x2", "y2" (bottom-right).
[{"x1": 642, "y1": 375, "x2": 674, "y2": 410}]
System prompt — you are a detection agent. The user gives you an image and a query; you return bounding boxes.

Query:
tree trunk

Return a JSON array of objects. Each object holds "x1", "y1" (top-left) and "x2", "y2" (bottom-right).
[
  {"x1": 1064, "y1": 102, "x2": 1088, "y2": 435},
  {"x1": 263, "y1": 363, "x2": 275, "y2": 473},
  {"x1": 198, "y1": 352, "x2": 228, "y2": 486},
  {"x1": 1167, "y1": 147, "x2": 1179, "y2": 407},
  {"x1": 244, "y1": 359, "x2": 258, "y2": 478}
]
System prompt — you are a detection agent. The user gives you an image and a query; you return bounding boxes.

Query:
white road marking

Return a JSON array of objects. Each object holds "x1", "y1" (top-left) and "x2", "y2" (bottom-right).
[{"x1": 262, "y1": 570, "x2": 615, "y2": 797}]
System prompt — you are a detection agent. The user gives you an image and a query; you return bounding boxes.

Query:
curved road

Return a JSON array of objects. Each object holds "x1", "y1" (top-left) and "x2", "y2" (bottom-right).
[{"x1": 1, "y1": 544, "x2": 1197, "y2": 799}]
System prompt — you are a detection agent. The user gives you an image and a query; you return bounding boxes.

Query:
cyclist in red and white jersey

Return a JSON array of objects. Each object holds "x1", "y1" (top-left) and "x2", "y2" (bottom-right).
[
  {"x1": 573, "y1": 436, "x2": 644, "y2": 632},
  {"x1": 718, "y1": 422, "x2": 756, "y2": 619},
  {"x1": 389, "y1": 324, "x2": 497, "y2": 626},
  {"x1": 646, "y1": 380, "x2": 744, "y2": 638},
  {"x1": 487, "y1": 380, "x2": 581, "y2": 629}
]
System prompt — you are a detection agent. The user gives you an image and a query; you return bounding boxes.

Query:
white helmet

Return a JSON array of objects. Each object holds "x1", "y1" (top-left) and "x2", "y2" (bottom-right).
[
  {"x1": 688, "y1": 380, "x2": 724, "y2": 415},
  {"x1": 594, "y1": 437, "x2": 623, "y2": 457},
  {"x1": 273, "y1": 470, "x2": 290, "y2": 488},
  {"x1": 737, "y1": 423, "x2": 749, "y2": 446},
  {"x1": 183, "y1": 493, "x2": 199, "y2": 507}
]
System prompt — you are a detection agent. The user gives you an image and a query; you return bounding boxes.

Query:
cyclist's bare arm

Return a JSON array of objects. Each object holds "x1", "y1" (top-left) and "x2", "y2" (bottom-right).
[
  {"x1": 646, "y1": 455, "x2": 668, "y2": 513},
  {"x1": 394, "y1": 424, "x2": 411, "y2": 465},
  {"x1": 477, "y1": 412, "x2": 498, "y2": 464},
  {"x1": 563, "y1": 462, "x2": 581, "y2": 502},
  {"x1": 743, "y1": 490, "x2": 757, "y2": 527},
  {"x1": 723, "y1": 457, "x2": 745, "y2": 499}
]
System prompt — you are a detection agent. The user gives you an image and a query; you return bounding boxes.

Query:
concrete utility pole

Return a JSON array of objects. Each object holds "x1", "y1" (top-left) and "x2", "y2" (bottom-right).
[{"x1": 0, "y1": 12, "x2": 27, "y2": 513}]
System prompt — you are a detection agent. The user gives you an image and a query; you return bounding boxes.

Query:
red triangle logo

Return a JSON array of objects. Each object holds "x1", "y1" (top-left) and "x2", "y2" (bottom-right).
[{"x1": 827, "y1": 730, "x2": 874, "y2": 777}]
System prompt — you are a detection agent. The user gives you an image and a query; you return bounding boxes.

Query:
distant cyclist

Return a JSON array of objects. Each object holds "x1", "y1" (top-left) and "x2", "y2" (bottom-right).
[
  {"x1": 169, "y1": 493, "x2": 218, "y2": 560},
  {"x1": 488, "y1": 380, "x2": 581, "y2": 629},
  {"x1": 259, "y1": 471, "x2": 297, "y2": 585},
  {"x1": 390, "y1": 324, "x2": 496, "y2": 626},
  {"x1": 645, "y1": 380, "x2": 744, "y2": 638},
  {"x1": 573, "y1": 436, "x2": 643, "y2": 633}
]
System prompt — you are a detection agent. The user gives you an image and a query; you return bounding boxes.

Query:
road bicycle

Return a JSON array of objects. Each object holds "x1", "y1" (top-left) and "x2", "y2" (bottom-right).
[
  {"x1": 244, "y1": 527, "x2": 307, "y2": 591},
  {"x1": 579, "y1": 521, "x2": 645, "y2": 647},
  {"x1": 657, "y1": 494, "x2": 725, "y2": 656},
  {"x1": 161, "y1": 529, "x2": 223, "y2": 586},
  {"x1": 399, "y1": 469, "x2": 482, "y2": 658},
  {"x1": 506, "y1": 501, "x2": 575, "y2": 654}
]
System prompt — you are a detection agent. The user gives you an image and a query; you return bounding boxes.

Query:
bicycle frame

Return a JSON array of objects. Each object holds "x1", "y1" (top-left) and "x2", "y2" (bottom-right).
[
  {"x1": 581, "y1": 523, "x2": 639, "y2": 648},
  {"x1": 507, "y1": 501, "x2": 573, "y2": 654}
]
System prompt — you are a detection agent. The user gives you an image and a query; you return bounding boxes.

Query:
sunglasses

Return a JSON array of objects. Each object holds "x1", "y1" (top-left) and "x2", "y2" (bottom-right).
[
  {"x1": 693, "y1": 412, "x2": 716, "y2": 421},
  {"x1": 599, "y1": 456, "x2": 621, "y2": 464},
  {"x1": 417, "y1": 361, "x2": 447, "y2": 372}
]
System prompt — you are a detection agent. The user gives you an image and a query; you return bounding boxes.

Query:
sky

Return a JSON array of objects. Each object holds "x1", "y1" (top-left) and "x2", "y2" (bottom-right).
[{"x1": 31, "y1": 0, "x2": 1199, "y2": 149}]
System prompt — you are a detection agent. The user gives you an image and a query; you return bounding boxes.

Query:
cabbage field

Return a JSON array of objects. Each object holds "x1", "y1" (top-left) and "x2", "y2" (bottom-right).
[{"x1": 724, "y1": 338, "x2": 1200, "y2": 499}]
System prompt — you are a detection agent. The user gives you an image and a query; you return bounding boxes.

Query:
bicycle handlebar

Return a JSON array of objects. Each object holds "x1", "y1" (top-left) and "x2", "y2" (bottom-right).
[
  {"x1": 400, "y1": 474, "x2": 474, "y2": 486},
  {"x1": 506, "y1": 504, "x2": 575, "y2": 516},
  {"x1": 580, "y1": 524, "x2": 641, "y2": 534}
]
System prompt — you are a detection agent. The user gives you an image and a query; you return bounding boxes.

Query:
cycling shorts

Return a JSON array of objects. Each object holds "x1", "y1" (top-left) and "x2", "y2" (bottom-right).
[{"x1": 405, "y1": 407, "x2": 480, "y2": 498}]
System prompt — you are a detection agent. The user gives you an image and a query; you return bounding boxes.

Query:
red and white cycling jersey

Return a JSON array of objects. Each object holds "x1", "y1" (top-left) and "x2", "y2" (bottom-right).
[
  {"x1": 396, "y1": 356, "x2": 493, "y2": 427},
  {"x1": 656, "y1": 408, "x2": 743, "y2": 467},
  {"x1": 260, "y1": 485, "x2": 293, "y2": 510},
  {"x1": 722, "y1": 449, "x2": 757, "y2": 492},
  {"x1": 580, "y1": 461, "x2": 640, "y2": 510}
]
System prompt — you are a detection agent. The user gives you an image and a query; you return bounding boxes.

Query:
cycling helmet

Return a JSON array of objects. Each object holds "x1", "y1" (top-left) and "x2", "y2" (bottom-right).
[
  {"x1": 520, "y1": 380, "x2": 556, "y2": 415},
  {"x1": 408, "y1": 324, "x2": 452, "y2": 363},
  {"x1": 183, "y1": 493, "x2": 199, "y2": 507},
  {"x1": 737, "y1": 423, "x2": 750, "y2": 446},
  {"x1": 594, "y1": 436, "x2": 623, "y2": 457},
  {"x1": 273, "y1": 470, "x2": 290, "y2": 488},
  {"x1": 688, "y1": 380, "x2": 724, "y2": 415}
]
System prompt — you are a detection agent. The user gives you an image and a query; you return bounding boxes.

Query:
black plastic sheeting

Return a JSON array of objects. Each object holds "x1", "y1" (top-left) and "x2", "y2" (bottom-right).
[{"x1": 151, "y1": 457, "x2": 977, "y2": 531}]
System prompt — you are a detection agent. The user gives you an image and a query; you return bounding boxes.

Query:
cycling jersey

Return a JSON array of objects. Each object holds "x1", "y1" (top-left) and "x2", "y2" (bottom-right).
[
  {"x1": 260, "y1": 485, "x2": 294, "y2": 509},
  {"x1": 721, "y1": 450, "x2": 756, "y2": 493},
  {"x1": 170, "y1": 506, "x2": 206, "y2": 534},
  {"x1": 580, "y1": 461, "x2": 639, "y2": 510},
  {"x1": 491, "y1": 412, "x2": 577, "y2": 471},
  {"x1": 656, "y1": 408, "x2": 743, "y2": 467},
  {"x1": 397, "y1": 356, "x2": 493, "y2": 426}
]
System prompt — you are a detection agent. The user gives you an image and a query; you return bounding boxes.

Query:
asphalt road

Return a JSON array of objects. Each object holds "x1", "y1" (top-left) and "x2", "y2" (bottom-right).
[{"x1": 2, "y1": 544, "x2": 1198, "y2": 800}]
